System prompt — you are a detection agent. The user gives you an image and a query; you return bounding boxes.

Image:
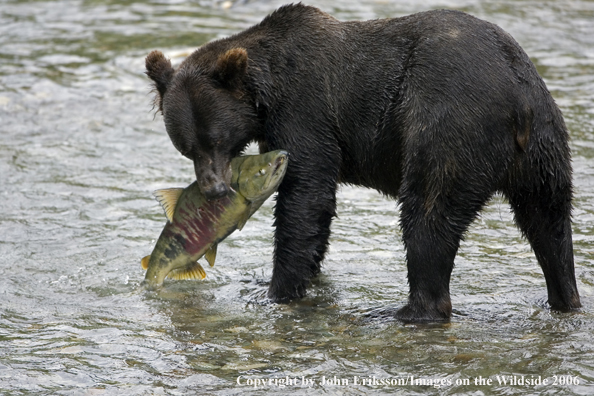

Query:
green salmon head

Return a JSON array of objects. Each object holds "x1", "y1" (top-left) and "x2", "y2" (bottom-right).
[{"x1": 231, "y1": 150, "x2": 288, "y2": 201}]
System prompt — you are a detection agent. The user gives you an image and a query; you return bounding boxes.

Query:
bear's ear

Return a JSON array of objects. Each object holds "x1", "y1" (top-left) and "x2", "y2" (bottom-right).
[
  {"x1": 145, "y1": 50, "x2": 174, "y2": 111},
  {"x1": 214, "y1": 48, "x2": 248, "y2": 89}
]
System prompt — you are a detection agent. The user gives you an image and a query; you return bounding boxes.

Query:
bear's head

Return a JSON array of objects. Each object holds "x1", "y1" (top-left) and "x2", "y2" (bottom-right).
[{"x1": 145, "y1": 48, "x2": 260, "y2": 200}]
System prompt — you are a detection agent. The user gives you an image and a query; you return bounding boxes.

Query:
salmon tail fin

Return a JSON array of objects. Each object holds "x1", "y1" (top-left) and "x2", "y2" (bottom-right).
[{"x1": 166, "y1": 261, "x2": 207, "y2": 280}]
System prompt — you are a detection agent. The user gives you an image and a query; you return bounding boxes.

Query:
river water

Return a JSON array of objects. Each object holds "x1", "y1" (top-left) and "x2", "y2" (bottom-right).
[{"x1": 1, "y1": 0, "x2": 593, "y2": 395}]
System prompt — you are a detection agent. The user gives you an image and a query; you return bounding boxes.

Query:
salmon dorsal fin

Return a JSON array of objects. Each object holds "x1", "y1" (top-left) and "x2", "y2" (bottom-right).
[
  {"x1": 205, "y1": 244, "x2": 217, "y2": 267},
  {"x1": 141, "y1": 255, "x2": 151, "y2": 270},
  {"x1": 153, "y1": 188, "x2": 184, "y2": 222},
  {"x1": 166, "y1": 261, "x2": 207, "y2": 280}
]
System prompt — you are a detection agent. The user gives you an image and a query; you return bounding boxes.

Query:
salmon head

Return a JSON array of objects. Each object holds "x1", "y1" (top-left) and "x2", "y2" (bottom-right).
[{"x1": 231, "y1": 150, "x2": 288, "y2": 202}]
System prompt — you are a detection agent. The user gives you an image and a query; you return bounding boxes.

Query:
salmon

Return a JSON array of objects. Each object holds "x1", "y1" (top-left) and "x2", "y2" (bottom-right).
[{"x1": 141, "y1": 150, "x2": 288, "y2": 287}]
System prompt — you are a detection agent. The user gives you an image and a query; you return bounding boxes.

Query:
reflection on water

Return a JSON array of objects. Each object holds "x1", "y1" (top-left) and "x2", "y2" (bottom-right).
[{"x1": 1, "y1": 0, "x2": 593, "y2": 394}]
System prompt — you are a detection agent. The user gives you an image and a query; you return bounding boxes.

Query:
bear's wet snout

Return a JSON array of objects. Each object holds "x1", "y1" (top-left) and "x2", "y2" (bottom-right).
[
  {"x1": 203, "y1": 181, "x2": 229, "y2": 200},
  {"x1": 194, "y1": 158, "x2": 231, "y2": 200}
]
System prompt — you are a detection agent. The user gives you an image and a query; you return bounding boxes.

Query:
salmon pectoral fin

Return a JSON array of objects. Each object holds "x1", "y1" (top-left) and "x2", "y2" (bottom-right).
[
  {"x1": 166, "y1": 261, "x2": 207, "y2": 280},
  {"x1": 237, "y1": 205, "x2": 252, "y2": 231},
  {"x1": 205, "y1": 244, "x2": 217, "y2": 267},
  {"x1": 141, "y1": 255, "x2": 151, "y2": 270}
]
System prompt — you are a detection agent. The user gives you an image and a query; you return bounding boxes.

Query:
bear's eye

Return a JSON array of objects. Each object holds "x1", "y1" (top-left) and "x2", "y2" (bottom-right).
[{"x1": 259, "y1": 169, "x2": 266, "y2": 176}]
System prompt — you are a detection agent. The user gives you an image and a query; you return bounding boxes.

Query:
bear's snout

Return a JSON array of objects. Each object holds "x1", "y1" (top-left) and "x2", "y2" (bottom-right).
[
  {"x1": 202, "y1": 181, "x2": 229, "y2": 201},
  {"x1": 194, "y1": 160, "x2": 231, "y2": 201}
]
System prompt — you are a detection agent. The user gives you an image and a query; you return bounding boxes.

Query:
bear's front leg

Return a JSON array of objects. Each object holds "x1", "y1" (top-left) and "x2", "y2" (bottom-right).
[{"x1": 267, "y1": 156, "x2": 338, "y2": 303}]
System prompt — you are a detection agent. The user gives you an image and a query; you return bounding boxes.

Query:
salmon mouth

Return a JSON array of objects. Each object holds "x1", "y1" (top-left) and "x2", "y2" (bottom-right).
[{"x1": 272, "y1": 151, "x2": 288, "y2": 175}]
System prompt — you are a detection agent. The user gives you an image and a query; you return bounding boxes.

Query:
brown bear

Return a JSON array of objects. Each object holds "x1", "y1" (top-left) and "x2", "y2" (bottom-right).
[{"x1": 145, "y1": 4, "x2": 581, "y2": 321}]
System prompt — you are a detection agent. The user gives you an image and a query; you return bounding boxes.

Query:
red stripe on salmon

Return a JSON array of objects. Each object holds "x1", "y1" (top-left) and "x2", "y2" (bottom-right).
[{"x1": 174, "y1": 196, "x2": 234, "y2": 256}]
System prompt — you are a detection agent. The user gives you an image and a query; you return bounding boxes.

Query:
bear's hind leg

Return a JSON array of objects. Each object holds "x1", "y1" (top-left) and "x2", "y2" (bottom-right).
[{"x1": 505, "y1": 183, "x2": 581, "y2": 311}]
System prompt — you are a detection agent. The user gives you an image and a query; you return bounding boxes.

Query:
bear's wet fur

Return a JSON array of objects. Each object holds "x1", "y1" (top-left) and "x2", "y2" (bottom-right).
[{"x1": 145, "y1": 4, "x2": 581, "y2": 321}]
